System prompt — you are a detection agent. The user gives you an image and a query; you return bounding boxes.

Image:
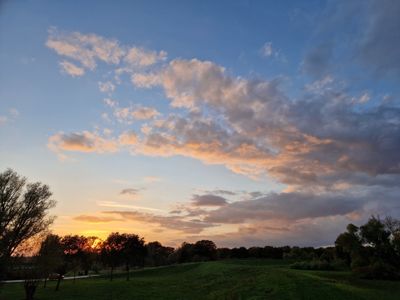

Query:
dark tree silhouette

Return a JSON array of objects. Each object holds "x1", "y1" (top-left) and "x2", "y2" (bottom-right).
[
  {"x1": 122, "y1": 234, "x2": 146, "y2": 280},
  {"x1": 0, "y1": 168, "x2": 55, "y2": 281},
  {"x1": 80, "y1": 236, "x2": 100, "y2": 275},
  {"x1": 37, "y1": 234, "x2": 64, "y2": 288},
  {"x1": 145, "y1": 241, "x2": 174, "y2": 266},
  {"x1": 335, "y1": 216, "x2": 400, "y2": 279},
  {"x1": 193, "y1": 240, "x2": 217, "y2": 261},
  {"x1": 61, "y1": 235, "x2": 89, "y2": 282},
  {"x1": 101, "y1": 232, "x2": 146, "y2": 281}
]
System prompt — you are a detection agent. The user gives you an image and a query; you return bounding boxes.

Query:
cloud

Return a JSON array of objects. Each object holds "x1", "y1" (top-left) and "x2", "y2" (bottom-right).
[
  {"x1": 104, "y1": 98, "x2": 117, "y2": 108},
  {"x1": 262, "y1": 42, "x2": 274, "y2": 57},
  {"x1": 143, "y1": 176, "x2": 162, "y2": 183},
  {"x1": 118, "y1": 130, "x2": 138, "y2": 146},
  {"x1": 47, "y1": 25, "x2": 400, "y2": 246},
  {"x1": 98, "y1": 81, "x2": 115, "y2": 93},
  {"x1": 50, "y1": 55, "x2": 400, "y2": 193},
  {"x1": 103, "y1": 210, "x2": 216, "y2": 234},
  {"x1": 191, "y1": 194, "x2": 228, "y2": 207},
  {"x1": 120, "y1": 188, "x2": 140, "y2": 195},
  {"x1": 104, "y1": 99, "x2": 160, "y2": 123},
  {"x1": 114, "y1": 105, "x2": 160, "y2": 123},
  {"x1": 129, "y1": 58, "x2": 400, "y2": 191},
  {"x1": 302, "y1": 42, "x2": 333, "y2": 77},
  {"x1": 74, "y1": 215, "x2": 121, "y2": 223},
  {"x1": 47, "y1": 28, "x2": 167, "y2": 77},
  {"x1": 47, "y1": 27, "x2": 124, "y2": 70},
  {"x1": 190, "y1": 217, "x2": 351, "y2": 247},
  {"x1": 9, "y1": 108, "x2": 19, "y2": 118},
  {"x1": 302, "y1": 0, "x2": 400, "y2": 79},
  {"x1": 59, "y1": 60, "x2": 85, "y2": 77},
  {"x1": 0, "y1": 108, "x2": 20, "y2": 126},
  {"x1": 125, "y1": 47, "x2": 167, "y2": 66},
  {"x1": 260, "y1": 42, "x2": 286, "y2": 62},
  {"x1": 97, "y1": 201, "x2": 164, "y2": 213},
  {"x1": 0, "y1": 116, "x2": 7, "y2": 125},
  {"x1": 48, "y1": 131, "x2": 119, "y2": 154},
  {"x1": 48, "y1": 129, "x2": 141, "y2": 158},
  {"x1": 204, "y1": 192, "x2": 363, "y2": 224},
  {"x1": 208, "y1": 189, "x2": 237, "y2": 196},
  {"x1": 357, "y1": 0, "x2": 400, "y2": 76},
  {"x1": 131, "y1": 73, "x2": 161, "y2": 88}
]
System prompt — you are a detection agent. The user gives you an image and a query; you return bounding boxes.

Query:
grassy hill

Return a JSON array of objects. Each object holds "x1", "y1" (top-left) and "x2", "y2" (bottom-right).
[{"x1": 2, "y1": 259, "x2": 400, "y2": 300}]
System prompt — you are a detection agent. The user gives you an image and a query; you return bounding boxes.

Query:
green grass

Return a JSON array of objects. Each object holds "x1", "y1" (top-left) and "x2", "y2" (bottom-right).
[{"x1": 1, "y1": 259, "x2": 400, "y2": 300}]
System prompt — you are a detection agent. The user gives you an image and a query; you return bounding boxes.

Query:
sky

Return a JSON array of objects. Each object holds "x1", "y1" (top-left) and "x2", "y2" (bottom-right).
[{"x1": 1, "y1": 0, "x2": 400, "y2": 248}]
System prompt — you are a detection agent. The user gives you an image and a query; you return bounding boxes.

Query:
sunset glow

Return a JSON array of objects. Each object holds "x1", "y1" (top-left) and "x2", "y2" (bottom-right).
[{"x1": 1, "y1": 0, "x2": 400, "y2": 249}]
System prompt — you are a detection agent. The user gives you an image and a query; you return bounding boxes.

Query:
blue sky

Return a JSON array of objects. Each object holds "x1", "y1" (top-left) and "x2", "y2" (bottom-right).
[{"x1": 1, "y1": 0, "x2": 400, "y2": 247}]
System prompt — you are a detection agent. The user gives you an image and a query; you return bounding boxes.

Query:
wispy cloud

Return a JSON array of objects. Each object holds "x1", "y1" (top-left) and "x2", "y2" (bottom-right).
[
  {"x1": 0, "y1": 108, "x2": 19, "y2": 126},
  {"x1": 143, "y1": 176, "x2": 162, "y2": 183},
  {"x1": 74, "y1": 215, "x2": 122, "y2": 223},
  {"x1": 120, "y1": 188, "x2": 141, "y2": 196},
  {"x1": 260, "y1": 42, "x2": 286, "y2": 62},
  {"x1": 114, "y1": 105, "x2": 160, "y2": 123},
  {"x1": 59, "y1": 60, "x2": 85, "y2": 76},
  {"x1": 97, "y1": 201, "x2": 165, "y2": 213},
  {"x1": 46, "y1": 27, "x2": 124, "y2": 70},
  {"x1": 98, "y1": 81, "x2": 115, "y2": 93}
]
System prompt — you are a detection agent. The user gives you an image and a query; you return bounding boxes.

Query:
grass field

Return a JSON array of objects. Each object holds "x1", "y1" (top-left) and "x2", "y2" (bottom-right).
[{"x1": 1, "y1": 259, "x2": 400, "y2": 300}]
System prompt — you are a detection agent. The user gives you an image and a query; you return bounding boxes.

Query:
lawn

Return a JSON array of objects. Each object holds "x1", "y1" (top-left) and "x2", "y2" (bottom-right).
[{"x1": 1, "y1": 259, "x2": 400, "y2": 300}]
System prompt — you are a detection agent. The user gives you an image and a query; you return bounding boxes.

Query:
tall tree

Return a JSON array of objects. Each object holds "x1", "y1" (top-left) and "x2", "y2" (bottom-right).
[
  {"x1": 100, "y1": 233, "x2": 146, "y2": 281},
  {"x1": 122, "y1": 234, "x2": 146, "y2": 280},
  {"x1": 145, "y1": 241, "x2": 174, "y2": 267},
  {"x1": 0, "y1": 169, "x2": 55, "y2": 278},
  {"x1": 61, "y1": 235, "x2": 88, "y2": 282},
  {"x1": 37, "y1": 234, "x2": 64, "y2": 288},
  {"x1": 101, "y1": 233, "x2": 125, "y2": 281}
]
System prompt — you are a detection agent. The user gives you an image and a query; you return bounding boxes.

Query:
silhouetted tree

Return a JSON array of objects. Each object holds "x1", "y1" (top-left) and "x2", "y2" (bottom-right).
[
  {"x1": 216, "y1": 247, "x2": 231, "y2": 260},
  {"x1": 335, "y1": 223, "x2": 362, "y2": 265},
  {"x1": 122, "y1": 234, "x2": 146, "y2": 280},
  {"x1": 335, "y1": 216, "x2": 400, "y2": 279},
  {"x1": 101, "y1": 233, "x2": 124, "y2": 281},
  {"x1": 0, "y1": 169, "x2": 55, "y2": 279},
  {"x1": 176, "y1": 242, "x2": 195, "y2": 263},
  {"x1": 37, "y1": 234, "x2": 64, "y2": 288},
  {"x1": 231, "y1": 247, "x2": 248, "y2": 259},
  {"x1": 145, "y1": 241, "x2": 174, "y2": 266},
  {"x1": 80, "y1": 236, "x2": 100, "y2": 275},
  {"x1": 61, "y1": 235, "x2": 89, "y2": 282},
  {"x1": 193, "y1": 240, "x2": 217, "y2": 261},
  {"x1": 100, "y1": 232, "x2": 146, "y2": 281}
]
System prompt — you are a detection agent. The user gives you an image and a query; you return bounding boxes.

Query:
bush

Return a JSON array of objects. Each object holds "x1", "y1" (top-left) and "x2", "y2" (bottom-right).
[
  {"x1": 290, "y1": 260, "x2": 334, "y2": 271},
  {"x1": 330, "y1": 259, "x2": 348, "y2": 270},
  {"x1": 353, "y1": 261, "x2": 400, "y2": 280},
  {"x1": 350, "y1": 256, "x2": 369, "y2": 270}
]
